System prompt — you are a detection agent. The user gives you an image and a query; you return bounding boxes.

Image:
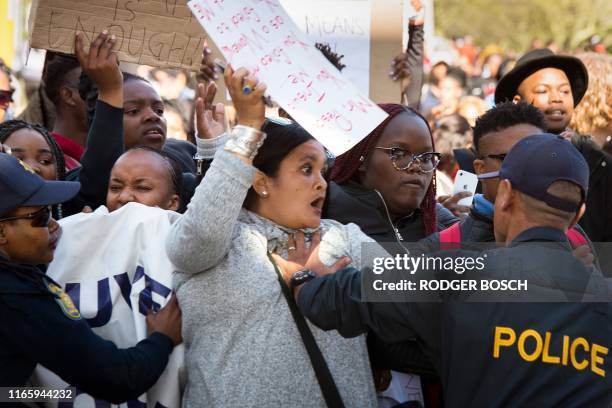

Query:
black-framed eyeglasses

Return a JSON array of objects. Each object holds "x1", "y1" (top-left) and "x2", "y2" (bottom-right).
[
  {"x1": 482, "y1": 153, "x2": 507, "y2": 162},
  {"x1": 0, "y1": 206, "x2": 52, "y2": 228},
  {"x1": 374, "y1": 147, "x2": 441, "y2": 173}
]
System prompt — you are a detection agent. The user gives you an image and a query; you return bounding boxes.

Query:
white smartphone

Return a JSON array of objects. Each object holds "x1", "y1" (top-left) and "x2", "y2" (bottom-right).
[{"x1": 452, "y1": 170, "x2": 478, "y2": 207}]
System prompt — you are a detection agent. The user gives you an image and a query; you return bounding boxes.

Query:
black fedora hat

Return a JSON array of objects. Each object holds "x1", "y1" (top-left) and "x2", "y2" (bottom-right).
[{"x1": 494, "y1": 48, "x2": 588, "y2": 106}]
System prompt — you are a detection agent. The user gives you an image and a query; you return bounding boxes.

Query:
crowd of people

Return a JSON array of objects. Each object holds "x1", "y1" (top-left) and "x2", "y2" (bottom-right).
[{"x1": 0, "y1": 1, "x2": 611, "y2": 407}]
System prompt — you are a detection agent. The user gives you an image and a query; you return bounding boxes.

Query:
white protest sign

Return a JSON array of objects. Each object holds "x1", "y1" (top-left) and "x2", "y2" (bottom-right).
[
  {"x1": 187, "y1": 0, "x2": 388, "y2": 156},
  {"x1": 279, "y1": 0, "x2": 372, "y2": 95},
  {"x1": 30, "y1": 203, "x2": 184, "y2": 408}
]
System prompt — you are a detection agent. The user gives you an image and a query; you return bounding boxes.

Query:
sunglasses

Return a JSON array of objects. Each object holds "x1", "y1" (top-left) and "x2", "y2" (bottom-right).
[
  {"x1": 0, "y1": 206, "x2": 52, "y2": 228},
  {"x1": 0, "y1": 89, "x2": 14, "y2": 110},
  {"x1": 482, "y1": 153, "x2": 507, "y2": 162}
]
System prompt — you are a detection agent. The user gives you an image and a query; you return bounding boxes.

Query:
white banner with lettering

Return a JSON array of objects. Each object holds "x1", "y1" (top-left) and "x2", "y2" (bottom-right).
[
  {"x1": 30, "y1": 203, "x2": 184, "y2": 408},
  {"x1": 188, "y1": 0, "x2": 387, "y2": 156}
]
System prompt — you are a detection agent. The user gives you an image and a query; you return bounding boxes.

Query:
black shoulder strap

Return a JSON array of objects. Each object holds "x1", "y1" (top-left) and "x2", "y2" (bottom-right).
[{"x1": 268, "y1": 253, "x2": 345, "y2": 408}]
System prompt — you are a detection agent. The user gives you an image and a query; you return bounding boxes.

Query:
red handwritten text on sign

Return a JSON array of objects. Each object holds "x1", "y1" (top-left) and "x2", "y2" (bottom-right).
[{"x1": 188, "y1": 0, "x2": 387, "y2": 155}]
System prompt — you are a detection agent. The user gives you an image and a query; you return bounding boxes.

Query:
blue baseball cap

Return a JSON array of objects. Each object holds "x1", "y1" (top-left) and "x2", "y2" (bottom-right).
[
  {"x1": 0, "y1": 153, "x2": 81, "y2": 216},
  {"x1": 478, "y1": 134, "x2": 588, "y2": 212}
]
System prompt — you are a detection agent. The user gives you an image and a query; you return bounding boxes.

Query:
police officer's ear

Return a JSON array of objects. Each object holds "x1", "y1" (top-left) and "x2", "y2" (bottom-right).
[
  {"x1": 495, "y1": 179, "x2": 514, "y2": 211},
  {"x1": 568, "y1": 203, "x2": 587, "y2": 230}
]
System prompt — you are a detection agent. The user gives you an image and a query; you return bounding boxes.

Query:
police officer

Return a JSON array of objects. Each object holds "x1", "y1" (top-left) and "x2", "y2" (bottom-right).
[
  {"x1": 276, "y1": 134, "x2": 612, "y2": 406},
  {"x1": 0, "y1": 153, "x2": 182, "y2": 403}
]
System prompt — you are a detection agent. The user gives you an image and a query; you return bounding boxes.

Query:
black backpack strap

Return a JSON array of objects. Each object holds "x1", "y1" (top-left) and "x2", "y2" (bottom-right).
[{"x1": 268, "y1": 253, "x2": 345, "y2": 408}]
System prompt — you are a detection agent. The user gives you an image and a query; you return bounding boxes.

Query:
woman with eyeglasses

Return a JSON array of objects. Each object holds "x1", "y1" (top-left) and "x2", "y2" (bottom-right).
[
  {"x1": 324, "y1": 103, "x2": 459, "y2": 407},
  {"x1": 326, "y1": 104, "x2": 458, "y2": 244}
]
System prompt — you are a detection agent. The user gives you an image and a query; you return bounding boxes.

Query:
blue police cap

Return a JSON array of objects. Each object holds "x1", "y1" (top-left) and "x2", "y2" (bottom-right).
[
  {"x1": 0, "y1": 153, "x2": 80, "y2": 216},
  {"x1": 478, "y1": 134, "x2": 588, "y2": 212}
]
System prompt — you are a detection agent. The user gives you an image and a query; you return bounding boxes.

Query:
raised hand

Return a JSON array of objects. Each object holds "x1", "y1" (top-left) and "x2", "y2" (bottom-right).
[
  {"x1": 272, "y1": 231, "x2": 352, "y2": 288},
  {"x1": 438, "y1": 191, "x2": 473, "y2": 217},
  {"x1": 196, "y1": 41, "x2": 219, "y2": 84},
  {"x1": 195, "y1": 82, "x2": 226, "y2": 140},
  {"x1": 389, "y1": 53, "x2": 411, "y2": 82},
  {"x1": 408, "y1": 0, "x2": 425, "y2": 25},
  {"x1": 224, "y1": 64, "x2": 266, "y2": 130},
  {"x1": 74, "y1": 31, "x2": 123, "y2": 108}
]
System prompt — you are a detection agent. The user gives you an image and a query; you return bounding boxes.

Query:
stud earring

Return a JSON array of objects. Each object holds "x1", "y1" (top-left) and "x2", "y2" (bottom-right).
[
  {"x1": 261, "y1": 191, "x2": 269, "y2": 197},
  {"x1": 359, "y1": 156, "x2": 365, "y2": 162}
]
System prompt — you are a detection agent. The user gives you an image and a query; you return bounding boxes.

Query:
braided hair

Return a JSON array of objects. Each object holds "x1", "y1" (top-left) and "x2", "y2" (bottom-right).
[
  {"x1": 330, "y1": 103, "x2": 438, "y2": 236},
  {"x1": 0, "y1": 120, "x2": 67, "y2": 218}
]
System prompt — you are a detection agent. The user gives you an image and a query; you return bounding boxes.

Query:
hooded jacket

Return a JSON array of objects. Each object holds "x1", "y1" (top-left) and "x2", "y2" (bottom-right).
[
  {"x1": 324, "y1": 181, "x2": 459, "y2": 245},
  {"x1": 323, "y1": 181, "x2": 459, "y2": 378}
]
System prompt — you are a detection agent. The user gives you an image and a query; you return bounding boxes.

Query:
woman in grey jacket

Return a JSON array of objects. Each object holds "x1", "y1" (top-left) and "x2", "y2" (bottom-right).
[{"x1": 165, "y1": 67, "x2": 379, "y2": 407}]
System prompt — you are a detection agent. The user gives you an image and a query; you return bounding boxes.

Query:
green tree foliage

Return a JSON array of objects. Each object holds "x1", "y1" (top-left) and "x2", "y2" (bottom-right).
[{"x1": 434, "y1": 0, "x2": 612, "y2": 53}]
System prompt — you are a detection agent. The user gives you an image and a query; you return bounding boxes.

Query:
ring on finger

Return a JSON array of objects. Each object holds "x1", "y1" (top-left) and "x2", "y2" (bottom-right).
[
  {"x1": 288, "y1": 246, "x2": 296, "y2": 251},
  {"x1": 242, "y1": 80, "x2": 256, "y2": 94}
]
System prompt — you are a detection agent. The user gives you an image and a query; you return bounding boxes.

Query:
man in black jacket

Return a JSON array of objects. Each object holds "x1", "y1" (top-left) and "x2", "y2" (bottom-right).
[
  {"x1": 495, "y1": 48, "x2": 612, "y2": 242},
  {"x1": 0, "y1": 153, "x2": 182, "y2": 403},
  {"x1": 279, "y1": 134, "x2": 611, "y2": 406}
]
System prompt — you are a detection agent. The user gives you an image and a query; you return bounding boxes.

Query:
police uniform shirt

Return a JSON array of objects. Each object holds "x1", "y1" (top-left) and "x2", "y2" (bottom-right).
[
  {"x1": 0, "y1": 256, "x2": 174, "y2": 403},
  {"x1": 297, "y1": 227, "x2": 612, "y2": 407}
]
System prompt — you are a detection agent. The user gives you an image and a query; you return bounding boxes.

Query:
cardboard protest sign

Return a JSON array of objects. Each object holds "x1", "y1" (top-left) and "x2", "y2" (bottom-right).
[
  {"x1": 30, "y1": 203, "x2": 184, "y2": 408},
  {"x1": 29, "y1": 0, "x2": 207, "y2": 70},
  {"x1": 370, "y1": 0, "x2": 403, "y2": 103},
  {"x1": 188, "y1": 0, "x2": 388, "y2": 156}
]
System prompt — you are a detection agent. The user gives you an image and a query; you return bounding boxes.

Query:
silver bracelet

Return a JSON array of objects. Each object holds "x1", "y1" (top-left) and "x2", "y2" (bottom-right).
[{"x1": 224, "y1": 125, "x2": 267, "y2": 160}]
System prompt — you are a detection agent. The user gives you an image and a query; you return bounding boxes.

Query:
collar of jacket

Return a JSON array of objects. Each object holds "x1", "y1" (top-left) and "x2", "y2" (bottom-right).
[
  {"x1": 325, "y1": 181, "x2": 419, "y2": 236},
  {"x1": 510, "y1": 226, "x2": 567, "y2": 246},
  {"x1": 0, "y1": 256, "x2": 51, "y2": 295},
  {"x1": 237, "y1": 208, "x2": 325, "y2": 254},
  {"x1": 472, "y1": 194, "x2": 494, "y2": 220}
]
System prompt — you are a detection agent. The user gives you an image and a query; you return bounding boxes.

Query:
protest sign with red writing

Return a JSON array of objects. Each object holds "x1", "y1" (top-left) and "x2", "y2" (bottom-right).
[{"x1": 188, "y1": 0, "x2": 388, "y2": 155}]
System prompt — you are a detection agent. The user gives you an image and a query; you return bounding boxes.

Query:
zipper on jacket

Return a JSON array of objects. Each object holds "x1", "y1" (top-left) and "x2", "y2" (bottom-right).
[{"x1": 373, "y1": 189, "x2": 411, "y2": 255}]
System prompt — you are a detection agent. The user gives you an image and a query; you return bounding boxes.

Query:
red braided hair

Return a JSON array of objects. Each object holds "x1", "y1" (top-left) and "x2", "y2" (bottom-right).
[{"x1": 330, "y1": 103, "x2": 438, "y2": 236}]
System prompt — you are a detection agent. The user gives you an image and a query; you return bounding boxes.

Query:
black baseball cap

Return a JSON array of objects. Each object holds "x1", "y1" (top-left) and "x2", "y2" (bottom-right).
[
  {"x1": 0, "y1": 153, "x2": 80, "y2": 216},
  {"x1": 478, "y1": 134, "x2": 588, "y2": 212}
]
